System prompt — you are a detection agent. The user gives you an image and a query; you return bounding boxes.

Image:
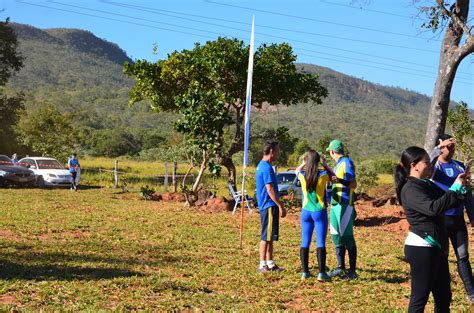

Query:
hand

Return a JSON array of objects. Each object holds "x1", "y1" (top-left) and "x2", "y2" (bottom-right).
[
  {"x1": 454, "y1": 173, "x2": 467, "y2": 186},
  {"x1": 438, "y1": 138, "x2": 455, "y2": 149},
  {"x1": 330, "y1": 175, "x2": 339, "y2": 183},
  {"x1": 321, "y1": 155, "x2": 327, "y2": 167},
  {"x1": 279, "y1": 205, "x2": 287, "y2": 218}
]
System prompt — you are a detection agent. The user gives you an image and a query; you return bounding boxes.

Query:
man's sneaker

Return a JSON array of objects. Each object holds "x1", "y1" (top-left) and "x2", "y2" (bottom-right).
[
  {"x1": 301, "y1": 272, "x2": 311, "y2": 280},
  {"x1": 268, "y1": 264, "x2": 283, "y2": 272},
  {"x1": 345, "y1": 270, "x2": 358, "y2": 280},
  {"x1": 329, "y1": 267, "x2": 346, "y2": 278},
  {"x1": 317, "y1": 272, "x2": 331, "y2": 282},
  {"x1": 466, "y1": 293, "x2": 474, "y2": 304},
  {"x1": 258, "y1": 265, "x2": 269, "y2": 273}
]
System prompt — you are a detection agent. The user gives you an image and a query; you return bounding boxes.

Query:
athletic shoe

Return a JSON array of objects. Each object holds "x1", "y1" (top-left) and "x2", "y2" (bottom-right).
[
  {"x1": 301, "y1": 272, "x2": 311, "y2": 280},
  {"x1": 466, "y1": 293, "x2": 474, "y2": 304},
  {"x1": 317, "y1": 272, "x2": 331, "y2": 282},
  {"x1": 258, "y1": 265, "x2": 269, "y2": 273},
  {"x1": 329, "y1": 267, "x2": 346, "y2": 278},
  {"x1": 345, "y1": 270, "x2": 358, "y2": 280},
  {"x1": 269, "y1": 264, "x2": 283, "y2": 272}
]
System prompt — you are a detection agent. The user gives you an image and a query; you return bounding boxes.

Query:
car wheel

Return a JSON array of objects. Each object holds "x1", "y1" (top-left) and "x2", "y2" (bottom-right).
[{"x1": 37, "y1": 176, "x2": 45, "y2": 188}]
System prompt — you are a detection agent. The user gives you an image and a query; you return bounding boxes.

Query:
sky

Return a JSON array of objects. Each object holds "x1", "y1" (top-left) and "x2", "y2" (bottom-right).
[{"x1": 2, "y1": 0, "x2": 474, "y2": 107}]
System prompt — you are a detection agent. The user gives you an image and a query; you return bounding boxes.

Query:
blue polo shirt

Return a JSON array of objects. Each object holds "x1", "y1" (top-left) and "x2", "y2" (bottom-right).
[
  {"x1": 256, "y1": 160, "x2": 279, "y2": 211},
  {"x1": 432, "y1": 159, "x2": 468, "y2": 216},
  {"x1": 68, "y1": 158, "x2": 80, "y2": 173}
]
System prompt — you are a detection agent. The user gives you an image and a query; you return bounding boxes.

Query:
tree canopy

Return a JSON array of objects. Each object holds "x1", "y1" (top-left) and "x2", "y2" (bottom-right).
[{"x1": 124, "y1": 37, "x2": 328, "y2": 181}]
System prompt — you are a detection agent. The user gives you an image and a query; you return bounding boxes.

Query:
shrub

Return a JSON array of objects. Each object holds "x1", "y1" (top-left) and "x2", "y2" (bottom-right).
[
  {"x1": 356, "y1": 160, "x2": 379, "y2": 194},
  {"x1": 139, "y1": 184, "x2": 155, "y2": 200}
]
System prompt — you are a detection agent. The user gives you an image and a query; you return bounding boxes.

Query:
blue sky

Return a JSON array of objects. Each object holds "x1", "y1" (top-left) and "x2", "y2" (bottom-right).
[{"x1": 2, "y1": 0, "x2": 474, "y2": 107}]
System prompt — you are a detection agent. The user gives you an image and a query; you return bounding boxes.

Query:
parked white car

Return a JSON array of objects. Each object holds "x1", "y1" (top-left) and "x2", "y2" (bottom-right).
[{"x1": 19, "y1": 157, "x2": 77, "y2": 187}]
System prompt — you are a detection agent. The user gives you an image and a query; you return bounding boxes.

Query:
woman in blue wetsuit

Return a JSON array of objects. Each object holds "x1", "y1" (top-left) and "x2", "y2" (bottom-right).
[{"x1": 296, "y1": 149, "x2": 331, "y2": 281}]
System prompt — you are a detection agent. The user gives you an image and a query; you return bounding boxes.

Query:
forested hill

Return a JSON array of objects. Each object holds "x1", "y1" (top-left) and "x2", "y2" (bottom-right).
[{"x1": 7, "y1": 23, "x2": 433, "y2": 159}]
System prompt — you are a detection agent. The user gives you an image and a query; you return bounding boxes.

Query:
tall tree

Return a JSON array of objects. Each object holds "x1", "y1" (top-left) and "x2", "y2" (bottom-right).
[
  {"x1": 124, "y1": 37, "x2": 328, "y2": 182},
  {"x1": 17, "y1": 104, "x2": 78, "y2": 162},
  {"x1": 421, "y1": 0, "x2": 474, "y2": 151},
  {"x1": 0, "y1": 18, "x2": 25, "y2": 154}
]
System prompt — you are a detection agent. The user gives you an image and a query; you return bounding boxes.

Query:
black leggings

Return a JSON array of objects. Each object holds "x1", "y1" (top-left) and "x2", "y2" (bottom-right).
[
  {"x1": 445, "y1": 214, "x2": 474, "y2": 295},
  {"x1": 404, "y1": 245, "x2": 451, "y2": 313}
]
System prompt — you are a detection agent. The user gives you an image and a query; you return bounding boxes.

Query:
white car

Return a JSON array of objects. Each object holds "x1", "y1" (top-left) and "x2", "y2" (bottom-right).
[{"x1": 19, "y1": 157, "x2": 76, "y2": 187}]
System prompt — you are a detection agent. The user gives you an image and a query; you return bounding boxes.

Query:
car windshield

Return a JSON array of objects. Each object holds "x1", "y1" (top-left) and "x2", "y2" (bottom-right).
[
  {"x1": 0, "y1": 155, "x2": 13, "y2": 165},
  {"x1": 36, "y1": 159, "x2": 64, "y2": 169},
  {"x1": 277, "y1": 173, "x2": 296, "y2": 185}
]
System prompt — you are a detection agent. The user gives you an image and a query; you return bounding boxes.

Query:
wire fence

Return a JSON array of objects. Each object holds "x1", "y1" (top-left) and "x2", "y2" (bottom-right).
[{"x1": 80, "y1": 167, "x2": 195, "y2": 191}]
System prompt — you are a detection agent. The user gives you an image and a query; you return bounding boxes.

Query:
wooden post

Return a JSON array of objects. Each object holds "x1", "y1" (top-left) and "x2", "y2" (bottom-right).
[
  {"x1": 114, "y1": 160, "x2": 119, "y2": 188},
  {"x1": 172, "y1": 161, "x2": 177, "y2": 193},
  {"x1": 164, "y1": 162, "x2": 169, "y2": 192}
]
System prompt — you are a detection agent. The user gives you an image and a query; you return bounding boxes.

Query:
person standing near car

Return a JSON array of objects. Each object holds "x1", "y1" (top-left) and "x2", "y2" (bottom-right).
[
  {"x1": 255, "y1": 140, "x2": 286, "y2": 273},
  {"x1": 326, "y1": 139, "x2": 358, "y2": 279},
  {"x1": 295, "y1": 149, "x2": 331, "y2": 281},
  {"x1": 429, "y1": 134, "x2": 474, "y2": 304},
  {"x1": 395, "y1": 146, "x2": 469, "y2": 312},
  {"x1": 68, "y1": 153, "x2": 80, "y2": 191},
  {"x1": 11, "y1": 153, "x2": 19, "y2": 166}
]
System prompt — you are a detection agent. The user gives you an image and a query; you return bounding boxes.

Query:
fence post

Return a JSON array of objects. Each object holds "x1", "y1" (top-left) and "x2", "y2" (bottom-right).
[
  {"x1": 164, "y1": 162, "x2": 169, "y2": 192},
  {"x1": 172, "y1": 161, "x2": 177, "y2": 193},
  {"x1": 114, "y1": 160, "x2": 119, "y2": 188}
]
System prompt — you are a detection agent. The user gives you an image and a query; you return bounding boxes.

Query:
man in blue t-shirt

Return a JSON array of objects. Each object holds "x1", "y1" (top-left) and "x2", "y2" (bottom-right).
[
  {"x1": 430, "y1": 134, "x2": 474, "y2": 303},
  {"x1": 255, "y1": 140, "x2": 286, "y2": 273},
  {"x1": 68, "y1": 153, "x2": 80, "y2": 191}
]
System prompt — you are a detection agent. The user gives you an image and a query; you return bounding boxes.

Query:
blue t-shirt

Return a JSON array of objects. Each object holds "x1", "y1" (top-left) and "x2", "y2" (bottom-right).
[
  {"x1": 432, "y1": 160, "x2": 466, "y2": 216},
  {"x1": 256, "y1": 160, "x2": 279, "y2": 211},
  {"x1": 68, "y1": 158, "x2": 80, "y2": 173}
]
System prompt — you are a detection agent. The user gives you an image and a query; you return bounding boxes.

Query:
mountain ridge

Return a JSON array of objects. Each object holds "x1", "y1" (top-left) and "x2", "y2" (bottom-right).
[{"x1": 7, "y1": 22, "x2": 437, "y2": 158}]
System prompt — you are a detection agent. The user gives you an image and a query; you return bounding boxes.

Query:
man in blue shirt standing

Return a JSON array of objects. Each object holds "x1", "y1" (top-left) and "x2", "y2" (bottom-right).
[
  {"x1": 430, "y1": 134, "x2": 474, "y2": 303},
  {"x1": 68, "y1": 153, "x2": 80, "y2": 191},
  {"x1": 256, "y1": 140, "x2": 286, "y2": 273}
]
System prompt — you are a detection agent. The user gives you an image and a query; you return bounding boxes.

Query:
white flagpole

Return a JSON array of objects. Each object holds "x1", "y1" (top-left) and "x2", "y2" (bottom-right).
[{"x1": 240, "y1": 15, "x2": 255, "y2": 249}]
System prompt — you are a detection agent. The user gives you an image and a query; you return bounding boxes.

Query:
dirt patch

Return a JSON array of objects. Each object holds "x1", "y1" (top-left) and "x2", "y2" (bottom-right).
[
  {"x1": 0, "y1": 229, "x2": 22, "y2": 242},
  {"x1": 0, "y1": 294, "x2": 17, "y2": 305},
  {"x1": 159, "y1": 192, "x2": 186, "y2": 202},
  {"x1": 198, "y1": 197, "x2": 233, "y2": 213},
  {"x1": 355, "y1": 201, "x2": 409, "y2": 234}
]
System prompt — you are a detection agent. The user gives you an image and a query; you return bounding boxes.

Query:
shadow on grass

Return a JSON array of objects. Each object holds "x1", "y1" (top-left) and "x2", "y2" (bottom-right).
[
  {"x1": 362, "y1": 267, "x2": 409, "y2": 284},
  {"x1": 0, "y1": 245, "x2": 191, "y2": 281},
  {"x1": 0, "y1": 259, "x2": 142, "y2": 281},
  {"x1": 355, "y1": 216, "x2": 402, "y2": 227}
]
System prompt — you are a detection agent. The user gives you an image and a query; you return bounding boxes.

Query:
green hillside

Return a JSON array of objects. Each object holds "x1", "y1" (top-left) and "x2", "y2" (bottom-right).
[{"x1": 7, "y1": 23, "x2": 433, "y2": 159}]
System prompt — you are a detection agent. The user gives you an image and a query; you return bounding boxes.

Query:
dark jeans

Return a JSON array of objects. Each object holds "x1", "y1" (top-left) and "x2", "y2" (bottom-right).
[
  {"x1": 405, "y1": 245, "x2": 451, "y2": 313},
  {"x1": 445, "y1": 214, "x2": 474, "y2": 295},
  {"x1": 71, "y1": 171, "x2": 77, "y2": 189}
]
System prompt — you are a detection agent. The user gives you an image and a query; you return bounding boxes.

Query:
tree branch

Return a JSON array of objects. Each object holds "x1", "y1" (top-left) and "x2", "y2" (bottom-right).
[{"x1": 436, "y1": 0, "x2": 472, "y2": 37}]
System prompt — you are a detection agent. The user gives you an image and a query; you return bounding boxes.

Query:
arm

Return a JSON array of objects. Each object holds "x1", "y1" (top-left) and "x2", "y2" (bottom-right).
[
  {"x1": 295, "y1": 160, "x2": 305, "y2": 173},
  {"x1": 405, "y1": 182, "x2": 463, "y2": 217},
  {"x1": 266, "y1": 184, "x2": 286, "y2": 217}
]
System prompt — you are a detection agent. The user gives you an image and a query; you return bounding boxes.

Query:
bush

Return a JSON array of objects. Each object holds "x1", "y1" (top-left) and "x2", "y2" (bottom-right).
[
  {"x1": 372, "y1": 158, "x2": 398, "y2": 174},
  {"x1": 356, "y1": 160, "x2": 379, "y2": 194},
  {"x1": 139, "y1": 185, "x2": 155, "y2": 200}
]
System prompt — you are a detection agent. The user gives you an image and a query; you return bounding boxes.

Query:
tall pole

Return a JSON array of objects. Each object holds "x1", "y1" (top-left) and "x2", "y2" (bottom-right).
[{"x1": 240, "y1": 16, "x2": 255, "y2": 249}]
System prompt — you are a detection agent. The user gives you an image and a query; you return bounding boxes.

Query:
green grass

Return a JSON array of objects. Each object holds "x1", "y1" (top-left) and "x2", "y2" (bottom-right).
[{"x1": 0, "y1": 187, "x2": 471, "y2": 310}]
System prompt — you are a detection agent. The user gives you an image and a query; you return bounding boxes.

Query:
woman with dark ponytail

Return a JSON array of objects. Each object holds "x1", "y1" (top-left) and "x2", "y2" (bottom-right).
[
  {"x1": 395, "y1": 146, "x2": 470, "y2": 312},
  {"x1": 295, "y1": 150, "x2": 331, "y2": 281}
]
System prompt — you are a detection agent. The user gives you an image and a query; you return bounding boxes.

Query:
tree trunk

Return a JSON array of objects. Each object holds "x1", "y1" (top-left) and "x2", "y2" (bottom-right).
[
  {"x1": 424, "y1": 0, "x2": 473, "y2": 151},
  {"x1": 192, "y1": 151, "x2": 209, "y2": 193},
  {"x1": 218, "y1": 104, "x2": 244, "y2": 184}
]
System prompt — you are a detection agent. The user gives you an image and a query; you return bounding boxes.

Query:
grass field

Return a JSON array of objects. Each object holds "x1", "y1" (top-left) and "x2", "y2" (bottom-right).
[{"x1": 0, "y1": 187, "x2": 472, "y2": 310}]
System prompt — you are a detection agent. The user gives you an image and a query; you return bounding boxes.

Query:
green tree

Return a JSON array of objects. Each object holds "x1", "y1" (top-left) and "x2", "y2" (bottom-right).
[
  {"x1": 17, "y1": 104, "x2": 77, "y2": 161},
  {"x1": 447, "y1": 101, "x2": 473, "y2": 164},
  {"x1": 174, "y1": 86, "x2": 230, "y2": 203},
  {"x1": 124, "y1": 37, "x2": 328, "y2": 182},
  {"x1": 0, "y1": 18, "x2": 25, "y2": 154}
]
